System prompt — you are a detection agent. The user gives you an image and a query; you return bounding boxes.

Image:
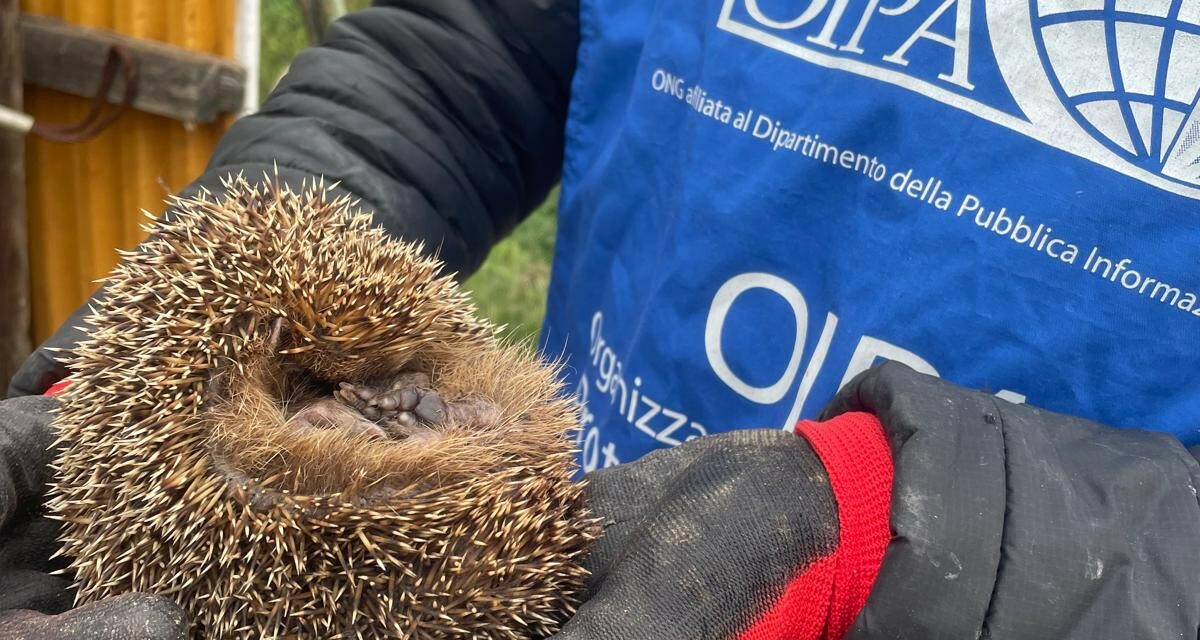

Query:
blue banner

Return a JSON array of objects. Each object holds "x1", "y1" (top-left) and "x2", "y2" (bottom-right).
[{"x1": 544, "y1": 0, "x2": 1200, "y2": 471}]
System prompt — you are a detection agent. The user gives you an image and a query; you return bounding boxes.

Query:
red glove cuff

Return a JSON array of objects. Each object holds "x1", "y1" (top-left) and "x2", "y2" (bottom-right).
[
  {"x1": 44, "y1": 379, "x2": 71, "y2": 397},
  {"x1": 740, "y1": 412, "x2": 893, "y2": 640}
]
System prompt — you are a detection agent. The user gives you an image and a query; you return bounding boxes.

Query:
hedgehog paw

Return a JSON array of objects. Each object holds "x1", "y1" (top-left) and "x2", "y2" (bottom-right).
[
  {"x1": 333, "y1": 372, "x2": 500, "y2": 439},
  {"x1": 333, "y1": 373, "x2": 445, "y2": 440}
]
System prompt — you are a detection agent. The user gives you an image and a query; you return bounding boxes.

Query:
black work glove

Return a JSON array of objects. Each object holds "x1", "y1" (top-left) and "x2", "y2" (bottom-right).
[
  {"x1": 550, "y1": 363, "x2": 1200, "y2": 639},
  {"x1": 0, "y1": 595, "x2": 187, "y2": 640},
  {"x1": 553, "y1": 414, "x2": 893, "y2": 640},
  {"x1": 0, "y1": 396, "x2": 187, "y2": 640}
]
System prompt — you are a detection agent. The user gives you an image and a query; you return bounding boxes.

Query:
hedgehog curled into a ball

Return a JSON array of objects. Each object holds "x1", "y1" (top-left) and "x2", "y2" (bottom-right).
[{"x1": 48, "y1": 176, "x2": 596, "y2": 639}]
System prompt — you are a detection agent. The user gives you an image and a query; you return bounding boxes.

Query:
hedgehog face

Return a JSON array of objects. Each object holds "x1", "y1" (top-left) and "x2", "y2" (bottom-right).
[{"x1": 50, "y1": 177, "x2": 594, "y2": 639}]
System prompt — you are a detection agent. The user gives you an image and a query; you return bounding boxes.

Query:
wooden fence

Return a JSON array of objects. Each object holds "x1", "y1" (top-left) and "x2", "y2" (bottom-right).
[{"x1": 21, "y1": 0, "x2": 240, "y2": 344}]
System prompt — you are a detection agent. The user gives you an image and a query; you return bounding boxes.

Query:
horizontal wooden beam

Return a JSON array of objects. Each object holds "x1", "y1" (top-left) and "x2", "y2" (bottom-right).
[{"x1": 21, "y1": 14, "x2": 246, "y2": 124}]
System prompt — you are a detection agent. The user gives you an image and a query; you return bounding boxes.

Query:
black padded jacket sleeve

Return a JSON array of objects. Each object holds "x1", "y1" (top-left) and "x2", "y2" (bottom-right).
[
  {"x1": 822, "y1": 363, "x2": 1200, "y2": 640},
  {"x1": 192, "y1": 0, "x2": 579, "y2": 277},
  {"x1": 8, "y1": 0, "x2": 580, "y2": 398}
]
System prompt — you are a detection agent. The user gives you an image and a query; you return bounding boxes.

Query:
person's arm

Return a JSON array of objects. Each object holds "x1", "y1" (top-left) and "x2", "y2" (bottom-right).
[
  {"x1": 551, "y1": 363, "x2": 1200, "y2": 639},
  {"x1": 195, "y1": 0, "x2": 578, "y2": 275},
  {"x1": 827, "y1": 363, "x2": 1200, "y2": 639},
  {"x1": 8, "y1": 0, "x2": 580, "y2": 398}
]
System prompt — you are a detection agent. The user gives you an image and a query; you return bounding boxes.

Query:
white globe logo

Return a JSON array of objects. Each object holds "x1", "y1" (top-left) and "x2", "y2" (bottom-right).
[{"x1": 1031, "y1": 0, "x2": 1200, "y2": 186}]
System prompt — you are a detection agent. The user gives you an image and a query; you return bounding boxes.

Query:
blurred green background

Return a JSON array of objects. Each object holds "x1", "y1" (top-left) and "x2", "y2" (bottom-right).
[{"x1": 261, "y1": 0, "x2": 559, "y2": 344}]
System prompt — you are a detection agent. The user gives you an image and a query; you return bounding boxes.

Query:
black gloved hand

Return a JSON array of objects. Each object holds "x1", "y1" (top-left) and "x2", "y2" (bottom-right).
[
  {"x1": 559, "y1": 363, "x2": 1200, "y2": 640},
  {"x1": 0, "y1": 396, "x2": 187, "y2": 640},
  {"x1": 553, "y1": 415, "x2": 893, "y2": 640},
  {"x1": 0, "y1": 594, "x2": 187, "y2": 640},
  {"x1": 0, "y1": 396, "x2": 66, "y2": 614}
]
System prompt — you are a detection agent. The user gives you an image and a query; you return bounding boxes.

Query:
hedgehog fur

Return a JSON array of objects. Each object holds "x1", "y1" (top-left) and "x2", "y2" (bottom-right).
[{"x1": 48, "y1": 175, "x2": 594, "y2": 639}]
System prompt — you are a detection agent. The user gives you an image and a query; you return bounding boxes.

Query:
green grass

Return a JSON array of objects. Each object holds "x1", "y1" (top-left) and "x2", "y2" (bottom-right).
[
  {"x1": 464, "y1": 192, "x2": 558, "y2": 345},
  {"x1": 259, "y1": 0, "x2": 312, "y2": 99},
  {"x1": 259, "y1": 0, "x2": 557, "y2": 344}
]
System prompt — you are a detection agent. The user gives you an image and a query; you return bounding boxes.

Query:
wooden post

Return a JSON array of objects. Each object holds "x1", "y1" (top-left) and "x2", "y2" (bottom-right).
[{"x1": 0, "y1": 0, "x2": 32, "y2": 393}]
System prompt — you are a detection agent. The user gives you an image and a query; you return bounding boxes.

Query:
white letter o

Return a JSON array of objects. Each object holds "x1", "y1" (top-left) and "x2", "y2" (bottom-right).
[{"x1": 705, "y1": 273, "x2": 808, "y2": 404}]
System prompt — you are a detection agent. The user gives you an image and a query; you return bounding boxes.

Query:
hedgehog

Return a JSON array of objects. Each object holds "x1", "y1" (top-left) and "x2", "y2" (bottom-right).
[{"x1": 47, "y1": 175, "x2": 595, "y2": 639}]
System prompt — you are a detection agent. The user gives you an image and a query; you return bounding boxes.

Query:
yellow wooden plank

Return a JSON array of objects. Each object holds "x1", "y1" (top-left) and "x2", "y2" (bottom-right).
[
  {"x1": 62, "y1": 1, "x2": 122, "y2": 299},
  {"x1": 216, "y1": 0, "x2": 235, "y2": 60},
  {"x1": 23, "y1": 89, "x2": 55, "y2": 344},
  {"x1": 208, "y1": 0, "x2": 238, "y2": 176},
  {"x1": 25, "y1": 0, "x2": 84, "y2": 338},
  {"x1": 113, "y1": 1, "x2": 169, "y2": 250},
  {"x1": 206, "y1": 0, "x2": 237, "y2": 175},
  {"x1": 20, "y1": 0, "x2": 61, "y2": 18},
  {"x1": 24, "y1": 89, "x2": 85, "y2": 341},
  {"x1": 167, "y1": 0, "x2": 213, "y2": 190}
]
